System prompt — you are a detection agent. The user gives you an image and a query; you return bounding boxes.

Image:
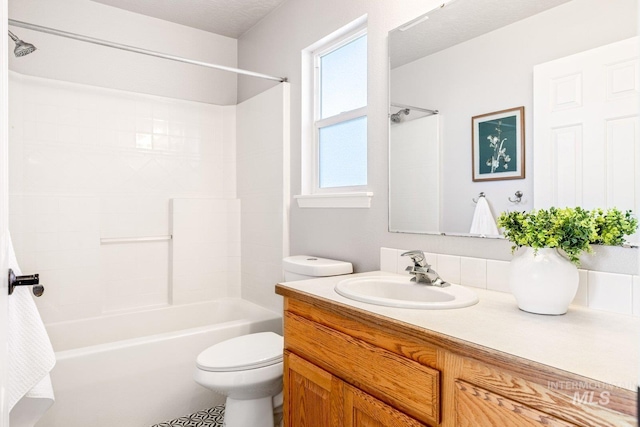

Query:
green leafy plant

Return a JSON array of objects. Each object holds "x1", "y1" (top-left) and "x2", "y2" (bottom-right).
[
  {"x1": 497, "y1": 207, "x2": 597, "y2": 265},
  {"x1": 590, "y1": 208, "x2": 639, "y2": 246},
  {"x1": 498, "y1": 207, "x2": 638, "y2": 265}
]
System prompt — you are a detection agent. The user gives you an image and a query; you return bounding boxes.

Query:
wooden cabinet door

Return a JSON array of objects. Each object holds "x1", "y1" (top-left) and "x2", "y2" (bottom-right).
[
  {"x1": 344, "y1": 384, "x2": 426, "y2": 427},
  {"x1": 455, "y1": 380, "x2": 578, "y2": 427},
  {"x1": 284, "y1": 350, "x2": 344, "y2": 427}
]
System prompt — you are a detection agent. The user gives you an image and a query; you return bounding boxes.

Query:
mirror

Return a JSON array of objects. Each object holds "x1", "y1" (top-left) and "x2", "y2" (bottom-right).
[{"x1": 389, "y1": 0, "x2": 638, "y2": 238}]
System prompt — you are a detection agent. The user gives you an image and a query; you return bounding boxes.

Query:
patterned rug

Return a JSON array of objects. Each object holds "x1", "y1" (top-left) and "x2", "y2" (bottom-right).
[{"x1": 152, "y1": 406, "x2": 225, "y2": 427}]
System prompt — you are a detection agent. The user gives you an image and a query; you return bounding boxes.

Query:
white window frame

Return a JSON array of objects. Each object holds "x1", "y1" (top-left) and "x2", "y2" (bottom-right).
[
  {"x1": 296, "y1": 18, "x2": 373, "y2": 209},
  {"x1": 312, "y1": 29, "x2": 367, "y2": 193}
]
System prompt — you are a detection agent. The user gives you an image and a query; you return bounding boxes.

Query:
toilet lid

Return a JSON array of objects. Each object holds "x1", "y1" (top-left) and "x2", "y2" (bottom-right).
[{"x1": 196, "y1": 332, "x2": 284, "y2": 372}]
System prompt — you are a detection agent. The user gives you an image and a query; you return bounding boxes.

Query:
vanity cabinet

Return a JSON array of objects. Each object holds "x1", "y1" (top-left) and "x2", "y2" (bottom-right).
[{"x1": 278, "y1": 292, "x2": 637, "y2": 427}]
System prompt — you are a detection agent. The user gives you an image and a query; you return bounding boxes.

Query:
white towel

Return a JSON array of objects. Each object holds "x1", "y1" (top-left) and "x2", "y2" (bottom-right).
[
  {"x1": 469, "y1": 197, "x2": 500, "y2": 237},
  {"x1": 7, "y1": 232, "x2": 56, "y2": 427}
]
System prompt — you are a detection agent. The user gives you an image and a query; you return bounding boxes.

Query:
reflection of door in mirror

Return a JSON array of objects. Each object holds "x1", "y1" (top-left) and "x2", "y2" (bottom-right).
[
  {"x1": 388, "y1": 0, "x2": 637, "y2": 237},
  {"x1": 389, "y1": 114, "x2": 440, "y2": 233},
  {"x1": 534, "y1": 36, "x2": 639, "y2": 245}
]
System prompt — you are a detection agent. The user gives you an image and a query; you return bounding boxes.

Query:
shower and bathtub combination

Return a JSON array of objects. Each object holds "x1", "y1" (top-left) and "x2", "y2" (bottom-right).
[
  {"x1": 6, "y1": 13, "x2": 292, "y2": 427},
  {"x1": 40, "y1": 299, "x2": 283, "y2": 427}
]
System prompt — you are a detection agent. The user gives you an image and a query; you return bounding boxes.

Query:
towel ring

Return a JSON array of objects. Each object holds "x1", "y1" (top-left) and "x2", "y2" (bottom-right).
[
  {"x1": 508, "y1": 191, "x2": 523, "y2": 204},
  {"x1": 472, "y1": 192, "x2": 486, "y2": 203}
]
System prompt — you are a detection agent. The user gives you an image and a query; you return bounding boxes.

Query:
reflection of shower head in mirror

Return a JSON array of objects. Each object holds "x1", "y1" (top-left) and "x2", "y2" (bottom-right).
[
  {"x1": 8, "y1": 30, "x2": 37, "y2": 57},
  {"x1": 390, "y1": 108, "x2": 410, "y2": 123}
]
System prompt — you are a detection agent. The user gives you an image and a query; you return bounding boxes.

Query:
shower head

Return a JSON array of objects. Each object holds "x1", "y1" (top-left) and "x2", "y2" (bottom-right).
[
  {"x1": 8, "y1": 30, "x2": 37, "y2": 57},
  {"x1": 390, "y1": 108, "x2": 410, "y2": 123}
]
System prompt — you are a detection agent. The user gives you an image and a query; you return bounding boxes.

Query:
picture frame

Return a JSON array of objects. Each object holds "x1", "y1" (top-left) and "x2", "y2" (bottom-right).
[{"x1": 472, "y1": 106, "x2": 525, "y2": 182}]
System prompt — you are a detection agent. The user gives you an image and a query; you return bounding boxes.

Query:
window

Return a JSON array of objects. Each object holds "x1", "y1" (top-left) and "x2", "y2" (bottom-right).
[
  {"x1": 297, "y1": 20, "x2": 372, "y2": 208},
  {"x1": 315, "y1": 32, "x2": 367, "y2": 189}
]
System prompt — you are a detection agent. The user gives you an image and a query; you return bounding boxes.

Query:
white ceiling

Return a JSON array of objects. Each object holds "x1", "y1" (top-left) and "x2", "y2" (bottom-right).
[
  {"x1": 89, "y1": 0, "x2": 287, "y2": 38},
  {"x1": 390, "y1": 0, "x2": 572, "y2": 69}
]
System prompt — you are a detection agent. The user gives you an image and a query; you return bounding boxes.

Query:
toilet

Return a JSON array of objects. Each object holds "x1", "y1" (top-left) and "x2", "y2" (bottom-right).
[
  {"x1": 193, "y1": 255, "x2": 352, "y2": 427},
  {"x1": 282, "y1": 255, "x2": 353, "y2": 282}
]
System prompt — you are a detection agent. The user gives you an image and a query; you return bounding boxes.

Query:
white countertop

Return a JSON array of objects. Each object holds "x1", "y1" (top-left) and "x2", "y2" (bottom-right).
[{"x1": 278, "y1": 271, "x2": 640, "y2": 392}]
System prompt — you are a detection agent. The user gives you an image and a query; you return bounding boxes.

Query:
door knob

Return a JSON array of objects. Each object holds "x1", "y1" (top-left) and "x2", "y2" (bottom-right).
[{"x1": 8, "y1": 268, "x2": 45, "y2": 297}]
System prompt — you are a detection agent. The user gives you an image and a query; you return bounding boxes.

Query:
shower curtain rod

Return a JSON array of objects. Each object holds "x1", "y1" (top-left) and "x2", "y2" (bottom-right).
[
  {"x1": 391, "y1": 102, "x2": 438, "y2": 115},
  {"x1": 8, "y1": 19, "x2": 287, "y2": 83}
]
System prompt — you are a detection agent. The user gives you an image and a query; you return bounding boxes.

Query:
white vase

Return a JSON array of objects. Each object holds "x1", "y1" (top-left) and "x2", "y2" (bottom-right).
[{"x1": 508, "y1": 247, "x2": 579, "y2": 315}]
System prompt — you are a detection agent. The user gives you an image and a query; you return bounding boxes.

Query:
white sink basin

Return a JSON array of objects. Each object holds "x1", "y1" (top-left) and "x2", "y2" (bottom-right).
[{"x1": 335, "y1": 276, "x2": 479, "y2": 309}]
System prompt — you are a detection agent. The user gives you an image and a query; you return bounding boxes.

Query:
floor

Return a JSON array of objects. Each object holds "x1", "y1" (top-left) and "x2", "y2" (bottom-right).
[{"x1": 151, "y1": 406, "x2": 225, "y2": 427}]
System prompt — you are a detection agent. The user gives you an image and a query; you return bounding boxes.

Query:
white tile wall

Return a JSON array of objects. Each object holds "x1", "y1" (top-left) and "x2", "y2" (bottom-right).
[
  {"x1": 436, "y1": 254, "x2": 461, "y2": 285},
  {"x1": 486, "y1": 260, "x2": 510, "y2": 293},
  {"x1": 10, "y1": 194, "x2": 102, "y2": 322},
  {"x1": 9, "y1": 73, "x2": 237, "y2": 323},
  {"x1": 460, "y1": 257, "x2": 487, "y2": 289},
  {"x1": 380, "y1": 248, "x2": 397, "y2": 274},
  {"x1": 587, "y1": 271, "x2": 633, "y2": 315},
  {"x1": 171, "y1": 198, "x2": 240, "y2": 305},
  {"x1": 381, "y1": 247, "x2": 638, "y2": 317},
  {"x1": 101, "y1": 241, "x2": 169, "y2": 312},
  {"x1": 574, "y1": 270, "x2": 589, "y2": 307}
]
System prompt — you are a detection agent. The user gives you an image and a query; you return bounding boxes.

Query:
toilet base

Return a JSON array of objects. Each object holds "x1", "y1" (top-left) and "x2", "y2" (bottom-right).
[{"x1": 224, "y1": 396, "x2": 274, "y2": 427}]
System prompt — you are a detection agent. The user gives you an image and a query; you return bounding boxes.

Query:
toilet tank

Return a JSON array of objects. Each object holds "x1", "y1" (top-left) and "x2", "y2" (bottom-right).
[{"x1": 282, "y1": 256, "x2": 353, "y2": 281}]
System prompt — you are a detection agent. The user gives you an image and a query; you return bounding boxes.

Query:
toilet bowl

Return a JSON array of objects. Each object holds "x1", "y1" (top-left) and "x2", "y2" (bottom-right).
[
  {"x1": 194, "y1": 332, "x2": 284, "y2": 427},
  {"x1": 194, "y1": 256, "x2": 352, "y2": 426}
]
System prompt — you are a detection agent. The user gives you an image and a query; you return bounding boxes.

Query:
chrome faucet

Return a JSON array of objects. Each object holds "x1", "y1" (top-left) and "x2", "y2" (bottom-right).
[{"x1": 401, "y1": 250, "x2": 450, "y2": 287}]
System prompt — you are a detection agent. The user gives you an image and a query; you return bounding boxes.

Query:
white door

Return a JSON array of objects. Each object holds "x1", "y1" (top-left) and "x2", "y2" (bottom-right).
[
  {"x1": 534, "y1": 37, "x2": 639, "y2": 214},
  {"x1": 1, "y1": 0, "x2": 12, "y2": 425}
]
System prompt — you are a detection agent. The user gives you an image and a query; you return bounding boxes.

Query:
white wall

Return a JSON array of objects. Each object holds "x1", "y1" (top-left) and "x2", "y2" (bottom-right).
[
  {"x1": 238, "y1": 0, "x2": 639, "y2": 275},
  {"x1": 391, "y1": 0, "x2": 637, "y2": 234},
  {"x1": 9, "y1": 73, "x2": 238, "y2": 323},
  {"x1": 9, "y1": 0, "x2": 238, "y2": 105},
  {"x1": 237, "y1": 84, "x2": 290, "y2": 313}
]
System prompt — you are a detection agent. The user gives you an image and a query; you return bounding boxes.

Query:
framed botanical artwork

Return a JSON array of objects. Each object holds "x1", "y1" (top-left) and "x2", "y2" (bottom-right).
[{"x1": 472, "y1": 106, "x2": 525, "y2": 182}]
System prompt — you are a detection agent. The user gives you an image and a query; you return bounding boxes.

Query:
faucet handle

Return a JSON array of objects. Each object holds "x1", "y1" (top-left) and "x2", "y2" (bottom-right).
[{"x1": 401, "y1": 250, "x2": 429, "y2": 268}]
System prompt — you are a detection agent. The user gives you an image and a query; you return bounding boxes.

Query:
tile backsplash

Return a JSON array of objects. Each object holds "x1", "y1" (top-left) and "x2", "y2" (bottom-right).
[{"x1": 381, "y1": 247, "x2": 639, "y2": 317}]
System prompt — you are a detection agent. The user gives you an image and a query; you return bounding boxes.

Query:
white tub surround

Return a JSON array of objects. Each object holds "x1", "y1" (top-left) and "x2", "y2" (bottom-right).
[
  {"x1": 37, "y1": 298, "x2": 282, "y2": 427},
  {"x1": 9, "y1": 73, "x2": 239, "y2": 323},
  {"x1": 277, "y1": 271, "x2": 639, "y2": 393},
  {"x1": 172, "y1": 198, "x2": 241, "y2": 305},
  {"x1": 237, "y1": 84, "x2": 290, "y2": 313}
]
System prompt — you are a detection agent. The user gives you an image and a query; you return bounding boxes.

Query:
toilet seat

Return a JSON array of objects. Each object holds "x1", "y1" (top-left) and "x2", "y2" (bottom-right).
[{"x1": 197, "y1": 332, "x2": 283, "y2": 372}]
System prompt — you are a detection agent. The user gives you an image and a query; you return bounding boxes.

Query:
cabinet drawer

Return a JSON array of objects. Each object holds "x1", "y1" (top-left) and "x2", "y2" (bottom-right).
[
  {"x1": 455, "y1": 380, "x2": 578, "y2": 427},
  {"x1": 457, "y1": 357, "x2": 637, "y2": 427},
  {"x1": 285, "y1": 312, "x2": 440, "y2": 426}
]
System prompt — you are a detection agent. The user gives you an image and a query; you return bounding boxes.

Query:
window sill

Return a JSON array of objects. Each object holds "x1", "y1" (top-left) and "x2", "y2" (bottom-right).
[{"x1": 294, "y1": 192, "x2": 373, "y2": 208}]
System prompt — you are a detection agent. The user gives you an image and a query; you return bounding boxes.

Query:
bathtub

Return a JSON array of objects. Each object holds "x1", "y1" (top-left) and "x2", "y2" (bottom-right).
[{"x1": 36, "y1": 298, "x2": 283, "y2": 427}]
